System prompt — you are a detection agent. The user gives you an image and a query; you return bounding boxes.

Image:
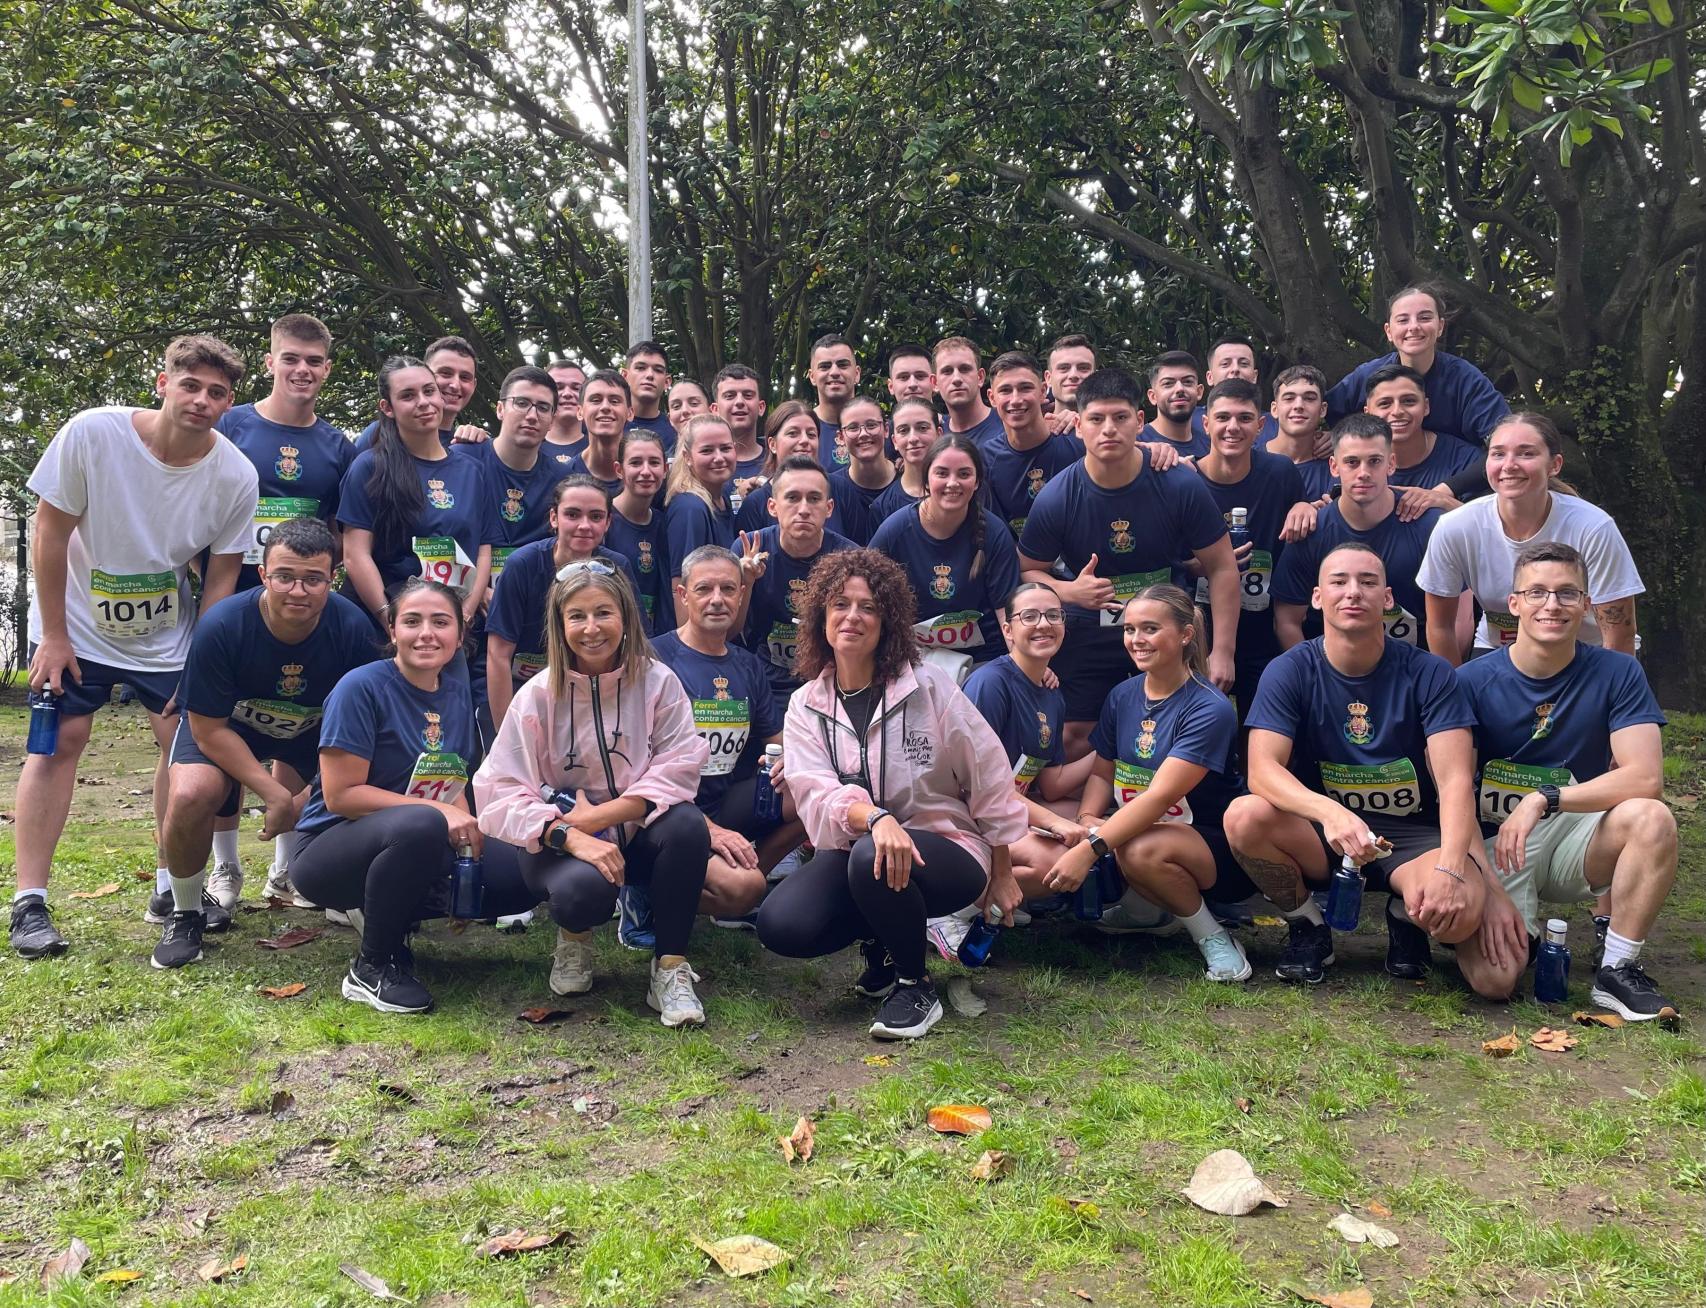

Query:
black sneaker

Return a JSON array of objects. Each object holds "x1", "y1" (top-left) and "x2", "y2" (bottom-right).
[
  {"x1": 870, "y1": 976, "x2": 943, "y2": 1040},
  {"x1": 1592, "y1": 915, "x2": 1611, "y2": 957},
  {"x1": 341, "y1": 956, "x2": 433, "y2": 1014},
  {"x1": 1590, "y1": 962, "x2": 1679, "y2": 1023},
  {"x1": 853, "y1": 940, "x2": 897, "y2": 998},
  {"x1": 151, "y1": 911, "x2": 205, "y2": 970},
  {"x1": 1275, "y1": 917, "x2": 1335, "y2": 984},
  {"x1": 9, "y1": 898, "x2": 67, "y2": 959},
  {"x1": 144, "y1": 890, "x2": 172, "y2": 925},
  {"x1": 144, "y1": 889, "x2": 230, "y2": 933},
  {"x1": 1384, "y1": 896, "x2": 1431, "y2": 980}
]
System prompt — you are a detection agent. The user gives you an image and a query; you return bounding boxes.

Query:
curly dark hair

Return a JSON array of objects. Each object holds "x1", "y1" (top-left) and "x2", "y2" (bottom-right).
[{"x1": 794, "y1": 548, "x2": 920, "y2": 687}]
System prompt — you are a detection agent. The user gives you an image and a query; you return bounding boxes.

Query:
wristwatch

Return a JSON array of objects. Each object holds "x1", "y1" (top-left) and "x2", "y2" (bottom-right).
[
  {"x1": 1086, "y1": 827, "x2": 1112, "y2": 860},
  {"x1": 866, "y1": 806, "x2": 893, "y2": 834},
  {"x1": 545, "y1": 820, "x2": 571, "y2": 852},
  {"x1": 1537, "y1": 784, "x2": 1562, "y2": 819}
]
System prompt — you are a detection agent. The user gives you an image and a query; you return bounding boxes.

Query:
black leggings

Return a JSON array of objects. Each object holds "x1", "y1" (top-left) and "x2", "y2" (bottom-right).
[
  {"x1": 755, "y1": 828, "x2": 987, "y2": 979},
  {"x1": 502, "y1": 802, "x2": 709, "y2": 957},
  {"x1": 294, "y1": 806, "x2": 459, "y2": 964}
]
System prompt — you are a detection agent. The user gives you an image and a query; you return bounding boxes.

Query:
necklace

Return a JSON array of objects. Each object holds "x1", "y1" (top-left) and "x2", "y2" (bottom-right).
[{"x1": 837, "y1": 678, "x2": 874, "y2": 697}]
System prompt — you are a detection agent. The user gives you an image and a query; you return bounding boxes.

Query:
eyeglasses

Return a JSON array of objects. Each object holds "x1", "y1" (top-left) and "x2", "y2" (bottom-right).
[
  {"x1": 502, "y1": 396, "x2": 556, "y2": 415},
  {"x1": 264, "y1": 572, "x2": 331, "y2": 592},
  {"x1": 557, "y1": 559, "x2": 614, "y2": 581},
  {"x1": 1517, "y1": 586, "x2": 1585, "y2": 607},
  {"x1": 841, "y1": 420, "x2": 886, "y2": 436},
  {"x1": 1012, "y1": 608, "x2": 1065, "y2": 628}
]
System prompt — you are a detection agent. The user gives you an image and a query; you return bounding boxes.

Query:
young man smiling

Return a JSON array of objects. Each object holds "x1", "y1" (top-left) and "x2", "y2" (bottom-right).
[
  {"x1": 982, "y1": 350, "x2": 1086, "y2": 538},
  {"x1": 808, "y1": 333, "x2": 861, "y2": 469},
  {"x1": 567, "y1": 369, "x2": 631, "y2": 496},
  {"x1": 1190, "y1": 337, "x2": 1279, "y2": 448},
  {"x1": 1142, "y1": 351, "x2": 1207, "y2": 458},
  {"x1": 622, "y1": 340, "x2": 677, "y2": 454}
]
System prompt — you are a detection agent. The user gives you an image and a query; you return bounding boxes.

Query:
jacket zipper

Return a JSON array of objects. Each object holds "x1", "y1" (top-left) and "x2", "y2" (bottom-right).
[
  {"x1": 587, "y1": 674, "x2": 627, "y2": 849},
  {"x1": 806, "y1": 686, "x2": 917, "y2": 805}
]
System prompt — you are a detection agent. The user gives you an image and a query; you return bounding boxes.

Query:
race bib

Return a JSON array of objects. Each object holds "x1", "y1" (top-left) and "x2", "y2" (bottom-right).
[
  {"x1": 1100, "y1": 568, "x2": 1171, "y2": 626},
  {"x1": 1319, "y1": 758, "x2": 1421, "y2": 818},
  {"x1": 692, "y1": 698, "x2": 751, "y2": 777},
  {"x1": 1112, "y1": 760, "x2": 1192, "y2": 824},
  {"x1": 765, "y1": 620, "x2": 799, "y2": 670},
  {"x1": 90, "y1": 569, "x2": 180, "y2": 640},
  {"x1": 413, "y1": 535, "x2": 475, "y2": 595},
  {"x1": 511, "y1": 651, "x2": 547, "y2": 683},
  {"x1": 913, "y1": 610, "x2": 984, "y2": 651},
  {"x1": 1013, "y1": 753, "x2": 1047, "y2": 794},
  {"x1": 230, "y1": 697, "x2": 320, "y2": 740},
  {"x1": 490, "y1": 545, "x2": 517, "y2": 580},
  {"x1": 1195, "y1": 550, "x2": 1273, "y2": 613},
  {"x1": 1383, "y1": 605, "x2": 1419, "y2": 645},
  {"x1": 407, "y1": 749, "x2": 468, "y2": 804},
  {"x1": 243, "y1": 497, "x2": 320, "y2": 565},
  {"x1": 1479, "y1": 758, "x2": 1574, "y2": 826},
  {"x1": 1486, "y1": 611, "x2": 1520, "y2": 646}
]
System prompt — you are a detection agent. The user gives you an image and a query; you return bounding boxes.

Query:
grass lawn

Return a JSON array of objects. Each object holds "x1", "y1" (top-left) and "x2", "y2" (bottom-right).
[{"x1": 0, "y1": 692, "x2": 1701, "y2": 1307}]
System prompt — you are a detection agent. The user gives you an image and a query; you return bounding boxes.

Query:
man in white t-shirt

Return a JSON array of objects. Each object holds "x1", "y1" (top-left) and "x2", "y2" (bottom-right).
[{"x1": 13, "y1": 335, "x2": 260, "y2": 959}]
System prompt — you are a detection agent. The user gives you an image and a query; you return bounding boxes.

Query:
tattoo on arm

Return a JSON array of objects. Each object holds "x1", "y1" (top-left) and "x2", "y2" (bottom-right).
[
  {"x1": 1233, "y1": 852, "x2": 1307, "y2": 911},
  {"x1": 1595, "y1": 601, "x2": 1632, "y2": 627}
]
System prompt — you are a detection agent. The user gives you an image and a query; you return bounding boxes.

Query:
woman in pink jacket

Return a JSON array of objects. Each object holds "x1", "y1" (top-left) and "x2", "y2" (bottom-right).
[
  {"x1": 757, "y1": 549, "x2": 1028, "y2": 1040},
  {"x1": 474, "y1": 564, "x2": 712, "y2": 1027}
]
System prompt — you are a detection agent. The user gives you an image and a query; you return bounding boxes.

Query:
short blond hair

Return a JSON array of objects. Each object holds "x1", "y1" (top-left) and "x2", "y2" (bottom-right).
[
  {"x1": 932, "y1": 335, "x2": 981, "y2": 366},
  {"x1": 164, "y1": 334, "x2": 245, "y2": 387},
  {"x1": 270, "y1": 313, "x2": 331, "y2": 352}
]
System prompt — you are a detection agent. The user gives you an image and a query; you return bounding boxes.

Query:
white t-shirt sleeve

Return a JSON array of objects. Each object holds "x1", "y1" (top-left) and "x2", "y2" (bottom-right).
[
  {"x1": 26, "y1": 414, "x2": 94, "y2": 519},
  {"x1": 1415, "y1": 505, "x2": 1472, "y2": 598},
  {"x1": 1577, "y1": 514, "x2": 1644, "y2": 605},
  {"x1": 207, "y1": 449, "x2": 261, "y2": 558}
]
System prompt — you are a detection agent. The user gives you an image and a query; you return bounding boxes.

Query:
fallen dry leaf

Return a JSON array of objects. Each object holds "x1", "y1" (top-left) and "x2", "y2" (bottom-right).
[
  {"x1": 265, "y1": 895, "x2": 295, "y2": 910},
  {"x1": 339, "y1": 1261, "x2": 407, "y2": 1300},
  {"x1": 1253, "y1": 915, "x2": 1286, "y2": 927},
  {"x1": 1183, "y1": 1149, "x2": 1287, "y2": 1215},
  {"x1": 970, "y1": 1149, "x2": 1014, "y2": 1182},
  {"x1": 196, "y1": 1254, "x2": 248, "y2": 1282},
  {"x1": 41, "y1": 1239, "x2": 91, "y2": 1286},
  {"x1": 1070, "y1": 1291, "x2": 1094, "y2": 1303},
  {"x1": 258, "y1": 982, "x2": 307, "y2": 999},
  {"x1": 517, "y1": 1007, "x2": 571, "y2": 1024},
  {"x1": 926, "y1": 1104, "x2": 993, "y2": 1135},
  {"x1": 256, "y1": 926, "x2": 325, "y2": 950},
  {"x1": 269, "y1": 1090, "x2": 295, "y2": 1116},
  {"x1": 1530, "y1": 1026, "x2": 1579, "y2": 1053},
  {"x1": 95, "y1": 1268, "x2": 143, "y2": 1284},
  {"x1": 68, "y1": 883, "x2": 121, "y2": 900},
  {"x1": 1573, "y1": 1010, "x2": 1626, "y2": 1029},
  {"x1": 1482, "y1": 1030, "x2": 1521, "y2": 1058},
  {"x1": 862, "y1": 1054, "x2": 894, "y2": 1067},
  {"x1": 1235, "y1": 1097, "x2": 1253, "y2": 1114},
  {"x1": 475, "y1": 1229, "x2": 570, "y2": 1258},
  {"x1": 691, "y1": 1234, "x2": 790, "y2": 1278},
  {"x1": 778, "y1": 1115, "x2": 815, "y2": 1164},
  {"x1": 1284, "y1": 1282, "x2": 1374, "y2": 1308},
  {"x1": 1328, "y1": 1213, "x2": 1400, "y2": 1248},
  {"x1": 945, "y1": 976, "x2": 987, "y2": 1017},
  {"x1": 375, "y1": 1082, "x2": 417, "y2": 1104},
  {"x1": 1367, "y1": 1199, "x2": 1392, "y2": 1218}
]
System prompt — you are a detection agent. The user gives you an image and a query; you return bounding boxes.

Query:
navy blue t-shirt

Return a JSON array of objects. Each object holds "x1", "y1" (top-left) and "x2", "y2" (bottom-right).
[
  {"x1": 741, "y1": 526, "x2": 856, "y2": 711},
  {"x1": 869, "y1": 478, "x2": 925, "y2": 528},
  {"x1": 626, "y1": 412, "x2": 678, "y2": 457},
  {"x1": 737, "y1": 482, "x2": 855, "y2": 541},
  {"x1": 963, "y1": 654, "x2": 1065, "y2": 796},
  {"x1": 539, "y1": 435, "x2": 587, "y2": 469},
  {"x1": 179, "y1": 589, "x2": 380, "y2": 763},
  {"x1": 948, "y1": 411, "x2": 1004, "y2": 448},
  {"x1": 735, "y1": 451, "x2": 768, "y2": 483},
  {"x1": 979, "y1": 429, "x2": 1084, "y2": 538},
  {"x1": 1293, "y1": 457, "x2": 1335, "y2": 501},
  {"x1": 1019, "y1": 453, "x2": 1228, "y2": 648},
  {"x1": 1326, "y1": 350, "x2": 1510, "y2": 448},
  {"x1": 1271, "y1": 499, "x2": 1441, "y2": 648},
  {"x1": 452, "y1": 441, "x2": 560, "y2": 551},
  {"x1": 869, "y1": 505, "x2": 1021, "y2": 665},
  {"x1": 1192, "y1": 408, "x2": 1279, "y2": 449},
  {"x1": 1189, "y1": 452, "x2": 1305, "y2": 670},
  {"x1": 1389, "y1": 433, "x2": 1479, "y2": 491},
  {"x1": 1457, "y1": 643, "x2": 1665, "y2": 835},
  {"x1": 815, "y1": 415, "x2": 848, "y2": 471},
  {"x1": 665, "y1": 492, "x2": 737, "y2": 576},
  {"x1": 651, "y1": 629, "x2": 782, "y2": 816},
  {"x1": 1245, "y1": 636, "x2": 1473, "y2": 827},
  {"x1": 217, "y1": 404, "x2": 356, "y2": 589},
  {"x1": 604, "y1": 504, "x2": 672, "y2": 632},
  {"x1": 1141, "y1": 422, "x2": 1209, "y2": 460},
  {"x1": 563, "y1": 451, "x2": 623, "y2": 498},
  {"x1": 826, "y1": 469, "x2": 893, "y2": 545},
  {"x1": 298, "y1": 659, "x2": 477, "y2": 834},
  {"x1": 486, "y1": 539, "x2": 644, "y2": 689},
  {"x1": 354, "y1": 420, "x2": 454, "y2": 452},
  {"x1": 337, "y1": 449, "x2": 500, "y2": 591},
  {"x1": 1091, "y1": 674, "x2": 1242, "y2": 829}
]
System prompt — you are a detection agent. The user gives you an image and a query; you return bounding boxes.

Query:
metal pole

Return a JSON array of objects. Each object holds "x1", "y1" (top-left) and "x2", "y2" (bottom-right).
[{"x1": 627, "y1": 0, "x2": 652, "y2": 343}]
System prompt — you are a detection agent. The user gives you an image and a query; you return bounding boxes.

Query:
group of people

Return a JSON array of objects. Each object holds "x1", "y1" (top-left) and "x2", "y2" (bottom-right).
[{"x1": 12, "y1": 291, "x2": 1682, "y2": 1040}]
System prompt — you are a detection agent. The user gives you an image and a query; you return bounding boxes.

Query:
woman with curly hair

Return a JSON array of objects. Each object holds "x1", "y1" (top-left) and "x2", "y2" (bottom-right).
[{"x1": 757, "y1": 549, "x2": 1029, "y2": 1039}]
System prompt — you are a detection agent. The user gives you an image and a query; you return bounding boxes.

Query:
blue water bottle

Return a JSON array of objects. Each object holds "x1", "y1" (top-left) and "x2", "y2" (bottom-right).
[
  {"x1": 26, "y1": 690, "x2": 60, "y2": 756},
  {"x1": 451, "y1": 843, "x2": 484, "y2": 919},
  {"x1": 542, "y1": 782, "x2": 614, "y2": 843},
  {"x1": 752, "y1": 744, "x2": 784, "y2": 823},
  {"x1": 1324, "y1": 855, "x2": 1364, "y2": 931},
  {"x1": 1074, "y1": 855, "x2": 1107, "y2": 920},
  {"x1": 1534, "y1": 918, "x2": 1570, "y2": 1004},
  {"x1": 957, "y1": 908, "x2": 1001, "y2": 967},
  {"x1": 1228, "y1": 507, "x2": 1251, "y2": 572}
]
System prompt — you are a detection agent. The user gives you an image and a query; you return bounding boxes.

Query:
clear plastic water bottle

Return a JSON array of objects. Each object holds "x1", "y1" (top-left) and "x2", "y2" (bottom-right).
[
  {"x1": 752, "y1": 744, "x2": 784, "y2": 823},
  {"x1": 26, "y1": 690, "x2": 60, "y2": 756},
  {"x1": 957, "y1": 906, "x2": 1001, "y2": 967},
  {"x1": 1534, "y1": 918, "x2": 1570, "y2": 1004},
  {"x1": 1229, "y1": 507, "x2": 1251, "y2": 573},
  {"x1": 1324, "y1": 855, "x2": 1364, "y2": 931},
  {"x1": 451, "y1": 843, "x2": 484, "y2": 920}
]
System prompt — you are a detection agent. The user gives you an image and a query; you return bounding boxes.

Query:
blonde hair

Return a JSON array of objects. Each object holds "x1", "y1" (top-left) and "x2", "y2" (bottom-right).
[
  {"x1": 1126, "y1": 583, "x2": 1209, "y2": 681},
  {"x1": 665, "y1": 414, "x2": 734, "y2": 513},
  {"x1": 544, "y1": 568, "x2": 653, "y2": 697}
]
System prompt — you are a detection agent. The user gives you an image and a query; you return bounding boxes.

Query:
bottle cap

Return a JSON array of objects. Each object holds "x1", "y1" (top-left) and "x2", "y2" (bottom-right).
[
  {"x1": 764, "y1": 743, "x2": 783, "y2": 757},
  {"x1": 1545, "y1": 917, "x2": 1568, "y2": 934},
  {"x1": 459, "y1": 843, "x2": 474, "y2": 858},
  {"x1": 1230, "y1": 506, "x2": 1249, "y2": 524}
]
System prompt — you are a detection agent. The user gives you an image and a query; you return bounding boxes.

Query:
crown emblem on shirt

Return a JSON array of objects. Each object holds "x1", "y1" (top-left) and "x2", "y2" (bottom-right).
[
  {"x1": 426, "y1": 479, "x2": 454, "y2": 509},
  {"x1": 1345, "y1": 700, "x2": 1373, "y2": 746},
  {"x1": 712, "y1": 675, "x2": 731, "y2": 701},
  {"x1": 274, "y1": 445, "x2": 302, "y2": 481},
  {"x1": 1136, "y1": 717, "x2": 1158, "y2": 759},
  {"x1": 1532, "y1": 700, "x2": 1556, "y2": 740},
  {"x1": 1036, "y1": 711, "x2": 1052, "y2": 751},
  {"x1": 422, "y1": 710, "x2": 444, "y2": 750},
  {"x1": 501, "y1": 487, "x2": 525, "y2": 522},
  {"x1": 832, "y1": 434, "x2": 850, "y2": 466},
  {"x1": 637, "y1": 541, "x2": 654, "y2": 573},
  {"x1": 1026, "y1": 467, "x2": 1045, "y2": 499},
  {"x1": 1109, "y1": 518, "x2": 1135, "y2": 554},
  {"x1": 930, "y1": 563, "x2": 956, "y2": 600},
  {"x1": 787, "y1": 577, "x2": 808, "y2": 613},
  {"x1": 276, "y1": 663, "x2": 305, "y2": 697}
]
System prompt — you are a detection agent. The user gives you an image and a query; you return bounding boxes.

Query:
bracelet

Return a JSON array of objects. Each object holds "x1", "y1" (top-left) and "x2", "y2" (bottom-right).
[{"x1": 1434, "y1": 864, "x2": 1467, "y2": 884}]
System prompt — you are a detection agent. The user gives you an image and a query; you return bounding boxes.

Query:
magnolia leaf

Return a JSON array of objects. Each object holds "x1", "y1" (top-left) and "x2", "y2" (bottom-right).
[
  {"x1": 1283, "y1": 1282, "x2": 1375, "y2": 1308},
  {"x1": 1328, "y1": 1213, "x2": 1400, "y2": 1247},
  {"x1": 68, "y1": 882, "x2": 121, "y2": 899},
  {"x1": 475, "y1": 1229, "x2": 570, "y2": 1258},
  {"x1": 517, "y1": 1007, "x2": 571, "y2": 1024},
  {"x1": 256, "y1": 926, "x2": 325, "y2": 949},
  {"x1": 258, "y1": 982, "x2": 307, "y2": 999},
  {"x1": 927, "y1": 1104, "x2": 992, "y2": 1135},
  {"x1": 95, "y1": 1268, "x2": 143, "y2": 1284},
  {"x1": 1367, "y1": 1200, "x2": 1392, "y2": 1218},
  {"x1": 691, "y1": 1235, "x2": 790, "y2": 1278},
  {"x1": 1573, "y1": 1010, "x2": 1626, "y2": 1028},
  {"x1": 1530, "y1": 1026, "x2": 1579, "y2": 1053},
  {"x1": 779, "y1": 1116, "x2": 815, "y2": 1164},
  {"x1": 1183, "y1": 1149, "x2": 1287, "y2": 1215},
  {"x1": 196, "y1": 1254, "x2": 247, "y2": 1282},
  {"x1": 41, "y1": 1239, "x2": 91, "y2": 1286},
  {"x1": 1482, "y1": 1030, "x2": 1521, "y2": 1058},
  {"x1": 970, "y1": 1149, "x2": 1014, "y2": 1181}
]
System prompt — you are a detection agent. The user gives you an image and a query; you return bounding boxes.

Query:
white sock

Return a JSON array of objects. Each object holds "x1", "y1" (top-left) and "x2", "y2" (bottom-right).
[
  {"x1": 273, "y1": 830, "x2": 298, "y2": 873},
  {"x1": 213, "y1": 829, "x2": 240, "y2": 866},
  {"x1": 155, "y1": 866, "x2": 171, "y2": 894},
  {"x1": 1601, "y1": 929, "x2": 1642, "y2": 971},
  {"x1": 170, "y1": 871, "x2": 206, "y2": 914},
  {"x1": 1282, "y1": 898, "x2": 1326, "y2": 926},
  {"x1": 13, "y1": 888, "x2": 46, "y2": 905},
  {"x1": 1178, "y1": 902, "x2": 1223, "y2": 943}
]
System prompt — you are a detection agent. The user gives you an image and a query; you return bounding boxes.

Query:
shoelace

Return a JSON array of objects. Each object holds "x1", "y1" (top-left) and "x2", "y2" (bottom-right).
[
  {"x1": 658, "y1": 963, "x2": 701, "y2": 1006},
  {"x1": 1611, "y1": 962, "x2": 1658, "y2": 992}
]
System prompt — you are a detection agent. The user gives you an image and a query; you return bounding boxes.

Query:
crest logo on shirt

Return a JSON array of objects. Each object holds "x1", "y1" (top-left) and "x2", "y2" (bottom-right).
[
  {"x1": 787, "y1": 578, "x2": 808, "y2": 614},
  {"x1": 1026, "y1": 467, "x2": 1046, "y2": 501},
  {"x1": 501, "y1": 488, "x2": 525, "y2": 523},
  {"x1": 1532, "y1": 700, "x2": 1556, "y2": 740},
  {"x1": 637, "y1": 541, "x2": 654, "y2": 574},
  {"x1": 713, "y1": 675, "x2": 731, "y2": 701},
  {"x1": 422, "y1": 710, "x2": 444, "y2": 751},
  {"x1": 276, "y1": 664, "x2": 305, "y2": 698},
  {"x1": 1136, "y1": 718, "x2": 1158, "y2": 759},
  {"x1": 931, "y1": 564, "x2": 956, "y2": 600},
  {"x1": 274, "y1": 445, "x2": 302, "y2": 482},
  {"x1": 426, "y1": 479, "x2": 454, "y2": 509},
  {"x1": 831, "y1": 436, "x2": 850, "y2": 467},
  {"x1": 1036, "y1": 712, "x2": 1052, "y2": 751},
  {"x1": 1109, "y1": 518, "x2": 1135, "y2": 554},
  {"x1": 1345, "y1": 700, "x2": 1373, "y2": 746}
]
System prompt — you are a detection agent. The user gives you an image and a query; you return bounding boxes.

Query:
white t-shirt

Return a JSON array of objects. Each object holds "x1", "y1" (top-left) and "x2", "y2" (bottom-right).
[
  {"x1": 1415, "y1": 492, "x2": 1643, "y2": 650},
  {"x1": 28, "y1": 406, "x2": 260, "y2": 672}
]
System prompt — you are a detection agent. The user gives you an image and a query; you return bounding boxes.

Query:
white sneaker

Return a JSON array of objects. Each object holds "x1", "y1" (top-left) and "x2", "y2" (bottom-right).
[
  {"x1": 207, "y1": 861, "x2": 244, "y2": 910},
  {"x1": 264, "y1": 864, "x2": 316, "y2": 909},
  {"x1": 495, "y1": 910, "x2": 534, "y2": 932},
  {"x1": 549, "y1": 932, "x2": 595, "y2": 996},
  {"x1": 325, "y1": 907, "x2": 365, "y2": 935},
  {"x1": 1095, "y1": 889, "x2": 1176, "y2": 935},
  {"x1": 647, "y1": 958, "x2": 705, "y2": 1027},
  {"x1": 1198, "y1": 928, "x2": 1254, "y2": 983},
  {"x1": 926, "y1": 914, "x2": 972, "y2": 961}
]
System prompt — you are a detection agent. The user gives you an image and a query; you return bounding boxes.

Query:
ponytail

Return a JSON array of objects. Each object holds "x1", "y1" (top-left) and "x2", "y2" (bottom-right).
[{"x1": 368, "y1": 356, "x2": 429, "y2": 560}]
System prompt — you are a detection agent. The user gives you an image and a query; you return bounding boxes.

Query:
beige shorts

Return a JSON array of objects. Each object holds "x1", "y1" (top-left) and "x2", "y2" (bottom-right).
[{"x1": 1484, "y1": 809, "x2": 1604, "y2": 935}]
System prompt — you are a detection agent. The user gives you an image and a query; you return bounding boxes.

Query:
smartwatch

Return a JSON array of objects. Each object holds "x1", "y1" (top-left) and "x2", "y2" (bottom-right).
[
  {"x1": 1086, "y1": 827, "x2": 1112, "y2": 860},
  {"x1": 866, "y1": 806, "x2": 893, "y2": 834},
  {"x1": 1537, "y1": 783, "x2": 1562, "y2": 819},
  {"x1": 545, "y1": 821, "x2": 570, "y2": 852}
]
